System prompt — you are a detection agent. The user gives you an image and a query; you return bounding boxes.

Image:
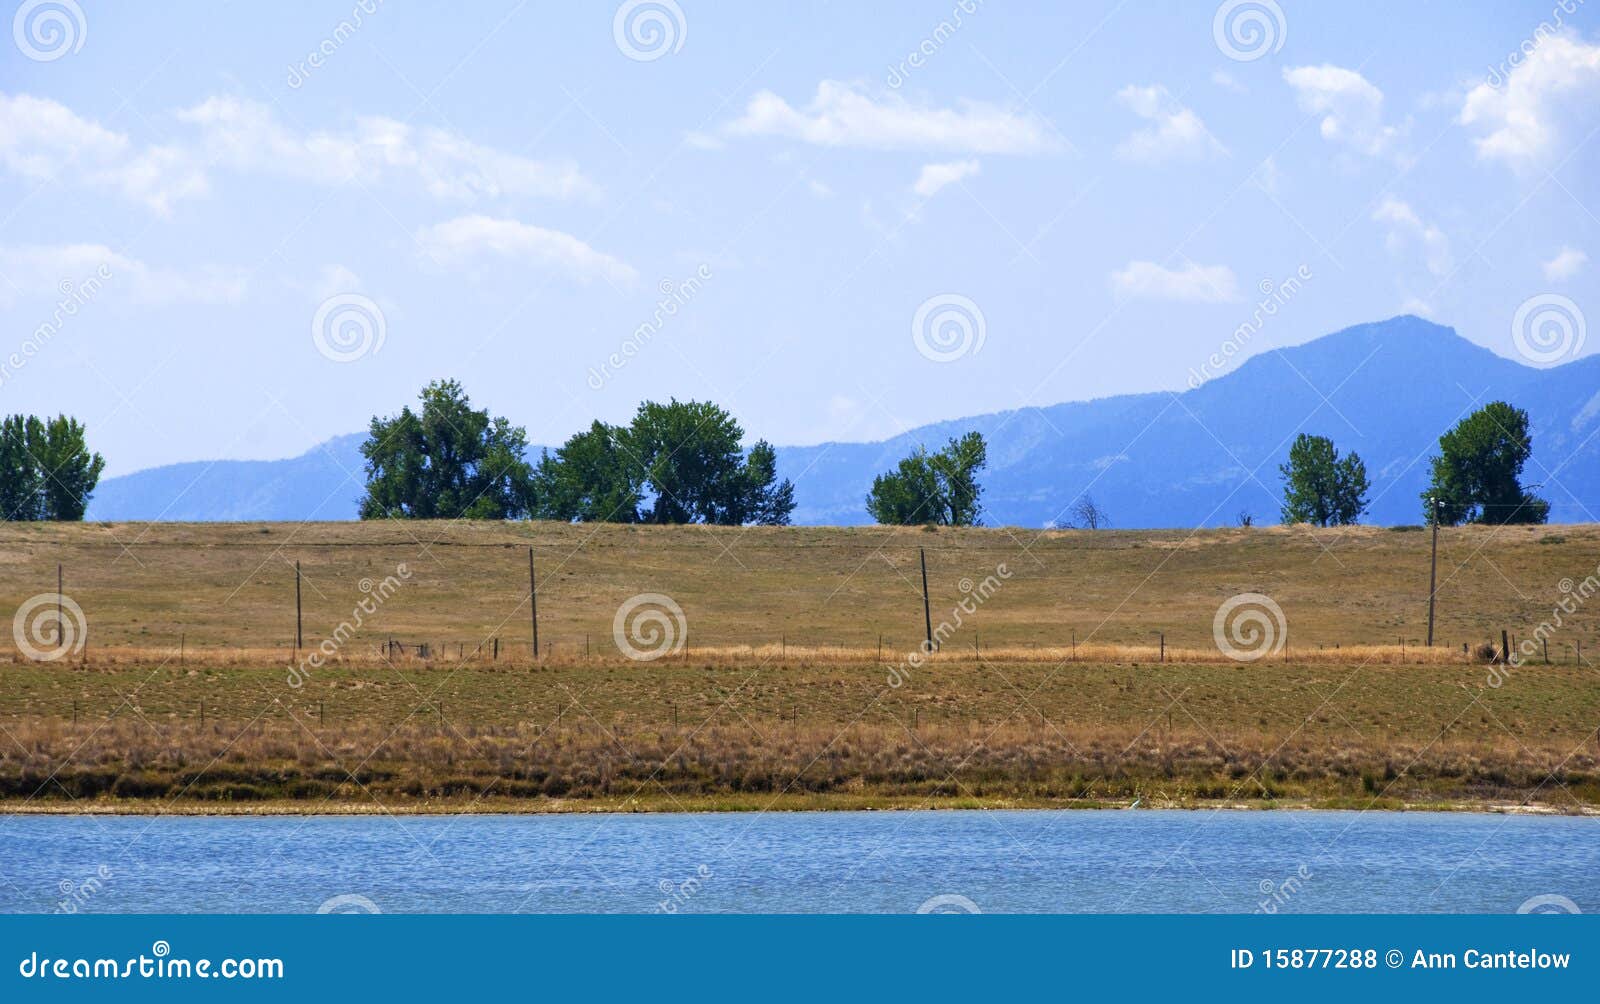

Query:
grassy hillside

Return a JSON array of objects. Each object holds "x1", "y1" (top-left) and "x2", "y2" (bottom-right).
[
  {"x1": 2, "y1": 521, "x2": 1596, "y2": 812},
  {"x1": 1, "y1": 520, "x2": 1596, "y2": 657}
]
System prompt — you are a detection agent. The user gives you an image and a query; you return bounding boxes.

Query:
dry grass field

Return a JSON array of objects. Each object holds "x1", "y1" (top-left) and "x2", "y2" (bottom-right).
[
  {"x1": 0, "y1": 519, "x2": 1597, "y2": 656},
  {"x1": 1, "y1": 520, "x2": 1597, "y2": 813}
]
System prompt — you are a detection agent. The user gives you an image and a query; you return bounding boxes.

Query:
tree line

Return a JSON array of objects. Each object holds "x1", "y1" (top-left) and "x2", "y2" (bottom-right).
[
  {"x1": 1275, "y1": 400, "x2": 1548, "y2": 528},
  {"x1": 0, "y1": 415, "x2": 105, "y2": 521},
  {"x1": 358, "y1": 381, "x2": 795, "y2": 525},
  {"x1": 864, "y1": 399, "x2": 1551, "y2": 529},
  {"x1": 0, "y1": 390, "x2": 1553, "y2": 530}
]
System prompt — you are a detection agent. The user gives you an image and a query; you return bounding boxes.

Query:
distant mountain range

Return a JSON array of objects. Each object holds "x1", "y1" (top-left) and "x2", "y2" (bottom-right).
[{"x1": 88, "y1": 316, "x2": 1600, "y2": 527}]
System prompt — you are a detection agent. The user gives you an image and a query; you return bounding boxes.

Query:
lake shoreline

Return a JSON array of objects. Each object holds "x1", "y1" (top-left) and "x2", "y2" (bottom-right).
[{"x1": 3, "y1": 796, "x2": 1593, "y2": 817}]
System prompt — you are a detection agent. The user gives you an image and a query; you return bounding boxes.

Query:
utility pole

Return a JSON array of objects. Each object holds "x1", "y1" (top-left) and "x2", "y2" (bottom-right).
[
  {"x1": 295, "y1": 560, "x2": 303, "y2": 651},
  {"x1": 919, "y1": 548, "x2": 934, "y2": 652},
  {"x1": 1426, "y1": 497, "x2": 1440, "y2": 647},
  {"x1": 56, "y1": 564, "x2": 63, "y2": 652},
  {"x1": 529, "y1": 547, "x2": 540, "y2": 659}
]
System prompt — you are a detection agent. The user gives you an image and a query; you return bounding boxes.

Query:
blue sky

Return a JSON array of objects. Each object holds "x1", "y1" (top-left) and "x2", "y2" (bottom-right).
[{"x1": 1, "y1": 0, "x2": 1597, "y2": 475}]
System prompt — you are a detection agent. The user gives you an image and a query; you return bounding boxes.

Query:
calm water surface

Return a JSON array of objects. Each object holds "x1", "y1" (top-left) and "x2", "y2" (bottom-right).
[{"x1": 1, "y1": 810, "x2": 1594, "y2": 914}]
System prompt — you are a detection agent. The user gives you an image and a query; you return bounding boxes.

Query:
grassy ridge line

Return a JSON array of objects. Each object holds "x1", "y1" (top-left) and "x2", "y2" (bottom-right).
[{"x1": 0, "y1": 521, "x2": 1596, "y2": 654}]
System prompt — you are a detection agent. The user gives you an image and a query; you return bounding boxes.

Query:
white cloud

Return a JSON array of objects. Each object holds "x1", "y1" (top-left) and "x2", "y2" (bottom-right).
[
  {"x1": 1542, "y1": 246, "x2": 1588, "y2": 281},
  {"x1": 1283, "y1": 65, "x2": 1404, "y2": 159},
  {"x1": 912, "y1": 159, "x2": 981, "y2": 198},
  {"x1": 1461, "y1": 32, "x2": 1600, "y2": 166},
  {"x1": 1114, "y1": 85, "x2": 1227, "y2": 163},
  {"x1": 0, "y1": 93, "x2": 207, "y2": 213},
  {"x1": 415, "y1": 215, "x2": 637, "y2": 286},
  {"x1": 722, "y1": 80, "x2": 1057, "y2": 154},
  {"x1": 1211, "y1": 70, "x2": 1247, "y2": 94},
  {"x1": 1372, "y1": 197, "x2": 1453, "y2": 277},
  {"x1": 177, "y1": 97, "x2": 597, "y2": 201},
  {"x1": 0, "y1": 91, "x2": 598, "y2": 213},
  {"x1": 0, "y1": 243, "x2": 247, "y2": 307},
  {"x1": 1109, "y1": 260, "x2": 1240, "y2": 303}
]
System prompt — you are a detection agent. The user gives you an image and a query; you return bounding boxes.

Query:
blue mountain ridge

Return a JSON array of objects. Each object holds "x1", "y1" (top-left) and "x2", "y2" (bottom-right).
[{"x1": 88, "y1": 317, "x2": 1600, "y2": 527}]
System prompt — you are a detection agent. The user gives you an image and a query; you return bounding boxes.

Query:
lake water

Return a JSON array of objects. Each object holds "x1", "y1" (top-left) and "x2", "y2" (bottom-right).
[{"x1": 1, "y1": 810, "x2": 1594, "y2": 914}]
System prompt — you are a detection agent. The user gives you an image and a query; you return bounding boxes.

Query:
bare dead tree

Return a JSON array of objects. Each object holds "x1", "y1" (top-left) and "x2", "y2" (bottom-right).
[{"x1": 1069, "y1": 495, "x2": 1109, "y2": 530}]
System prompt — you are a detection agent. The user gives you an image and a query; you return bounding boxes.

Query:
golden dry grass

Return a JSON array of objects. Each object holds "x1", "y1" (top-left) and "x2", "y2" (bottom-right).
[
  {"x1": 0, "y1": 519, "x2": 1596, "y2": 659},
  {"x1": 1, "y1": 521, "x2": 1597, "y2": 812}
]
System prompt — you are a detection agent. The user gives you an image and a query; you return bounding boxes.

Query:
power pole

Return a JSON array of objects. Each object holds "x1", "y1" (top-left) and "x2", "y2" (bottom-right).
[
  {"x1": 56, "y1": 564, "x2": 63, "y2": 651},
  {"x1": 919, "y1": 548, "x2": 934, "y2": 652},
  {"x1": 295, "y1": 560, "x2": 303, "y2": 651},
  {"x1": 529, "y1": 547, "x2": 540, "y2": 659},
  {"x1": 1426, "y1": 498, "x2": 1439, "y2": 647}
]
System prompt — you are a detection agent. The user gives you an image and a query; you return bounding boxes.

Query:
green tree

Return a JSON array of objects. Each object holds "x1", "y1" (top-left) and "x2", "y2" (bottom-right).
[
  {"x1": 0, "y1": 415, "x2": 44, "y2": 520},
  {"x1": 532, "y1": 400, "x2": 795, "y2": 526},
  {"x1": 0, "y1": 414, "x2": 104, "y2": 521},
  {"x1": 866, "y1": 432, "x2": 989, "y2": 526},
  {"x1": 358, "y1": 380, "x2": 534, "y2": 519},
  {"x1": 1422, "y1": 401, "x2": 1549, "y2": 525},
  {"x1": 533, "y1": 421, "x2": 642, "y2": 523},
  {"x1": 31, "y1": 415, "x2": 106, "y2": 520},
  {"x1": 1279, "y1": 433, "x2": 1370, "y2": 526}
]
